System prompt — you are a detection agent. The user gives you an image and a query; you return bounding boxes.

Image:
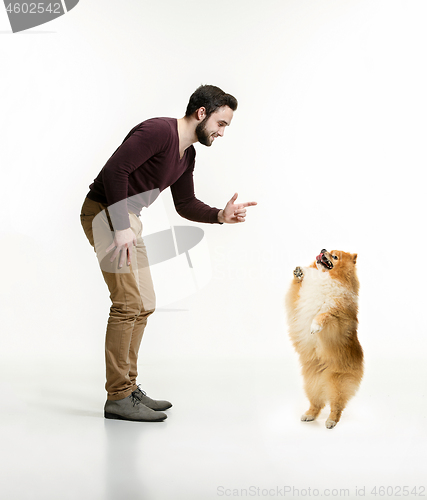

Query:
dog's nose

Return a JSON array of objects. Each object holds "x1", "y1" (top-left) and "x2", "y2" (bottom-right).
[{"x1": 321, "y1": 249, "x2": 328, "y2": 254}]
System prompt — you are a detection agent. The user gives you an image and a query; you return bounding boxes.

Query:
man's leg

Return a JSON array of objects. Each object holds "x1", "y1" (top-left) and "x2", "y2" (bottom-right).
[
  {"x1": 81, "y1": 198, "x2": 168, "y2": 419},
  {"x1": 128, "y1": 217, "x2": 156, "y2": 387},
  {"x1": 99, "y1": 212, "x2": 151, "y2": 400},
  {"x1": 81, "y1": 199, "x2": 148, "y2": 399},
  {"x1": 101, "y1": 266, "x2": 143, "y2": 400},
  {"x1": 126, "y1": 215, "x2": 172, "y2": 411}
]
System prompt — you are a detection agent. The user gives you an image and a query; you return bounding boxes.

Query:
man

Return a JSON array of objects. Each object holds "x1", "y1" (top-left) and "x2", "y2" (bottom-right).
[{"x1": 80, "y1": 85, "x2": 257, "y2": 422}]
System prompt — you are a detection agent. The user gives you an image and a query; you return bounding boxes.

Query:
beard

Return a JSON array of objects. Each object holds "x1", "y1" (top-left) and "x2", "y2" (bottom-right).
[{"x1": 195, "y1": 117, "x2": 213, "y2": 146}]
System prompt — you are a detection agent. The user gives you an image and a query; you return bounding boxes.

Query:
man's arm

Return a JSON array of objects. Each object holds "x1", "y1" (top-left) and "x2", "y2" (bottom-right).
[
  {"x1": 170, "y1": 163, "x2": 222, "y2": 223},
  {"x1": 170, "y1": 164, "x2": 257, "y2": 224}
]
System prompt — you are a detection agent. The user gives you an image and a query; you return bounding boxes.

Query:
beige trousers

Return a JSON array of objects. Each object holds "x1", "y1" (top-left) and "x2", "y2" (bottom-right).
[{"x1": 80, "y1": 197, "x2": 155, "y2": 401}]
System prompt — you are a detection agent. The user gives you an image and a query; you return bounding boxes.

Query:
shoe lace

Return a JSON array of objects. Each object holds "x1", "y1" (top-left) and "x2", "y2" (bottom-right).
[
  {"x1": 130, "y1": 391, "x2": 141, "y2": 407},
  {"x1": 136, "y1": 385, "x2": 146, "y2": 396}
]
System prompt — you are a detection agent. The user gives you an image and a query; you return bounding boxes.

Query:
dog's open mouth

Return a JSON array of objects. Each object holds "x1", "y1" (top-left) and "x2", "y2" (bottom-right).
[{"x1": 316, "y1": 250, "x2": 333, "y2": 270}]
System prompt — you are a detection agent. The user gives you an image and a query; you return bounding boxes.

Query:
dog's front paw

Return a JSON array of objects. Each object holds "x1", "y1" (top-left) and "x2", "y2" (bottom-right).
[
  {"x1": 310, "y1": 320, "x2": 322, "y2": 335},
  {"x1": 293, "y1": 266, "x2": 304, "y2": 282}
]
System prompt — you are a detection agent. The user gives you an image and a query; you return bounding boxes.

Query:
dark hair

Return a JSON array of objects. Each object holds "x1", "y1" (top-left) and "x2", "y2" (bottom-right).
[{"x1": 185, "y1": 85, "x2": 238, "y2": 117}]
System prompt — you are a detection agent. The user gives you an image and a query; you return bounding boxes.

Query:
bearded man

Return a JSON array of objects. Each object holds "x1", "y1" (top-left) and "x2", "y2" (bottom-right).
[{"x1": 80, "y1": 85, "x2": 257, "y2": 422}]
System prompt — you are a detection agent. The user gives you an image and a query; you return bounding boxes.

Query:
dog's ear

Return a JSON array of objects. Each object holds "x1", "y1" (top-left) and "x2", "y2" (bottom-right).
[{"x1": 352, "y1": 253, "x2": 358, "y2": 264}]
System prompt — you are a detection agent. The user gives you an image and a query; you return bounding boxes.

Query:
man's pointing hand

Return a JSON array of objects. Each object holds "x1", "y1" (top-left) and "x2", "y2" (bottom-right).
[{"x1": 218, "y1": 192, "x2": 257, "y2": 224}]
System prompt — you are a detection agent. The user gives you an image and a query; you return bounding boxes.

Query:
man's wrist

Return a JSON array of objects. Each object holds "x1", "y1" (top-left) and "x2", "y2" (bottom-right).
[{"x1": 217, "y1": 209, "x2": 225, "y2": 224}]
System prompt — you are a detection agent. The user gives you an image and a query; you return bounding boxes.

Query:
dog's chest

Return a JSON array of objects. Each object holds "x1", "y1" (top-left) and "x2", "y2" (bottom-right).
[{"x1": 294, "y1": 268, "x2": 340, "y2": 331}]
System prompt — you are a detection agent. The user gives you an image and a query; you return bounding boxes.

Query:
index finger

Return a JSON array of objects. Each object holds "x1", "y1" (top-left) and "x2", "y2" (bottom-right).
[
  {"x1": 106, "y1": 242, "x2": 116, "y2": 254},
  {"x1": 238, "y1": 201, "x2": 257, "y2": 208},
  {"x1": 110, "y1": 247, "x2": 120, "y2": 263}
]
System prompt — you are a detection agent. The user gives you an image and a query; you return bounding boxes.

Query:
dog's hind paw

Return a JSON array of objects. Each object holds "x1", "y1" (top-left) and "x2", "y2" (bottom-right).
[
  {"x1": 293, "y1": 267, "x2": 304, "y2": 282},
  {"x1": 325, "y1": 419, "x2": 337, "y2": 429},
  {"x1": 301, "y1": 414, "x2": 316, "y2": 422}
]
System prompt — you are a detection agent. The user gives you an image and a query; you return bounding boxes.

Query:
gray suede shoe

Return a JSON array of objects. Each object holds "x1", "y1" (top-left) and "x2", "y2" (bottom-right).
[
  {"x1": 133, "y1": 386, "x2": 172, "y2": 411},
  {"x1": 104, "y1": 392, "x2": 167, "y2": 422}
]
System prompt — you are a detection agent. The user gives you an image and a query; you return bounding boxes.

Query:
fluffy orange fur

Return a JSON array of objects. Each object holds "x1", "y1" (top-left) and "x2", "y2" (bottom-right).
[{"x1": 285, "y1": 250, "x2": 363, "y2": 429}]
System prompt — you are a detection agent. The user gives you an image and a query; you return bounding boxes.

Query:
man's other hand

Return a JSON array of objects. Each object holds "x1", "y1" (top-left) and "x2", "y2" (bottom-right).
[{"x1": 106, "y1": 227, "x2": 137, "y2": 268}]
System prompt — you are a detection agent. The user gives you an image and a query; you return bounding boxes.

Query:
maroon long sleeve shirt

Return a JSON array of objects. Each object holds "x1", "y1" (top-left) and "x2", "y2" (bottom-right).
[{"x1": 86, "y1": 117, "x2": 221, "y2": 230}]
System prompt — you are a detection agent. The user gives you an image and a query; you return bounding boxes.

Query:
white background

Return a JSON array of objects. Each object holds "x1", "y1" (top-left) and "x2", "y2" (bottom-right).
[{"x1": 1, "y1": 1, "x2": 426, "y2": 499}]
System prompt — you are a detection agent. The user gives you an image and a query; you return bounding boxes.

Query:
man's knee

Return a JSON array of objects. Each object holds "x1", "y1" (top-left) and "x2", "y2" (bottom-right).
[
  {"x1": 142, "y1": 307, "x2": 155, "y2": 318},
  {"x1": 110, "y1": 296, "x2": 144, "y2": 320}
]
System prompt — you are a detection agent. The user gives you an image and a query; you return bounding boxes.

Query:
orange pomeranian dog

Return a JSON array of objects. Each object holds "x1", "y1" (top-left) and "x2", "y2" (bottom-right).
[{"x1": 285, "y1": 249, "x2": 363, "y2": 429}]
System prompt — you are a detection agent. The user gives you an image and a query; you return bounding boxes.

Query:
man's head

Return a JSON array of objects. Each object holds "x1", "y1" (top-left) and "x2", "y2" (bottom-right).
[{"x1": 186, "y1": 85, "x2": 238, "y2": 146}]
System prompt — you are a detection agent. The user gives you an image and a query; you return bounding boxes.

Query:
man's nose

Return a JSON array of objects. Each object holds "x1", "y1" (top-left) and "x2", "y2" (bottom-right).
[{"x1": 217, "y1": 128, "x2": 224, "y2": 137}]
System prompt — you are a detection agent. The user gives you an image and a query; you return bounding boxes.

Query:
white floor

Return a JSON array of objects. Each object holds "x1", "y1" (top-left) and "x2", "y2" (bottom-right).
[{"x1": 1, "y1": 355, "x2": 426, "y2": 500}]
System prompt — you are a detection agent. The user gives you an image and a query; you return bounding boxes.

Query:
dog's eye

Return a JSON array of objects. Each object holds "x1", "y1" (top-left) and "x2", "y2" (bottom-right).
[{"x1": 332, "y1": 255, "x2": 338, "y2": 260}]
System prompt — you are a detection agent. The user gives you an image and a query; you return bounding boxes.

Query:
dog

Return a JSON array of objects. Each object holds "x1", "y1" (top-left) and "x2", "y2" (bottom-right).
[{"x1": 285, "y1": 249, "x2": 363, "y2": 429}]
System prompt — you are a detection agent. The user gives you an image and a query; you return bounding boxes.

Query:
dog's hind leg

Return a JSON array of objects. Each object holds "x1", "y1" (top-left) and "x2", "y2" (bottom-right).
[
  {"x1": 301, "y1": 364, "x2": 327, "y2": 422},
  {"x1": 326, "y1": 372, "x2": 360, "y2": 429},
  {"x1": 301, "y1": 403, "x2": 324, "y2": 422}
]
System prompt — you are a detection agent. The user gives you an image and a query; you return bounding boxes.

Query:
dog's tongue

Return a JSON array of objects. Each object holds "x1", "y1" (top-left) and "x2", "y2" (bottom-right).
[{"x1": 316, "y1": 253, "x2": 323, "y2": 262}]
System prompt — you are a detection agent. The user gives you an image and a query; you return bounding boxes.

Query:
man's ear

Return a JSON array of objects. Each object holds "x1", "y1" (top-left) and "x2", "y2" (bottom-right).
[{"x1": 196, "y1": 107, "x2": 206, "y2": 121}]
